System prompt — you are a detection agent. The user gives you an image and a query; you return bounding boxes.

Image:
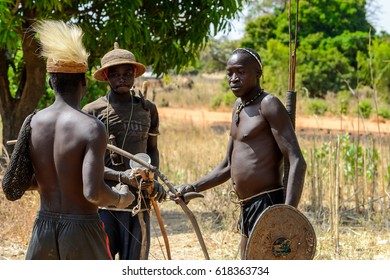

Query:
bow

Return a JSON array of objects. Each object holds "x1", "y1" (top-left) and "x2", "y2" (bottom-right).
[
  {"x1": 6, "y1": 139, "x2": 208, "y2": 259},
  {"x1": 106, "y1": 144, "x2": 210, "y2": 260}
]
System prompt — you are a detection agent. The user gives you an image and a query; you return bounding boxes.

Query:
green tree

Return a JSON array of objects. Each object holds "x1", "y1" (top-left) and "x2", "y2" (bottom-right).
[
  {"x1": 0, "y1": 0, "x2": 245, "y2": 150},
  {"x1": 357, "y1": 37, "x2": 390, "y2": 103},
  {"x1": 241, "y1": 0, "x2": 377, "y2": 97}
]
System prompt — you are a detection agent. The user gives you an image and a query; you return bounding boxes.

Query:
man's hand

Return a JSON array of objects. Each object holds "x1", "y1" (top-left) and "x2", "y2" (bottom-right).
[
  {"x1": 120, "y1": 169, "x2": 153, "y2": 189},
  {"x1": 150, "y1": 180, "x2": 166, "y2": 203},
  {"x1": 112, "y1": 184, "x2": 135, "y2": 208},
  {"x1": 170, "y1": 184, "x2": 203, "y2": 204},
  {"x1": 175, "y1": 184, "x2": 196, "y2": 196}
]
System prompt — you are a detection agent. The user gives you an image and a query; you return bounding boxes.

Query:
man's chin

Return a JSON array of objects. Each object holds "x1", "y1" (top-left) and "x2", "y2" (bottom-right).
[
  {"x1": 115, "y1": 86, "x2": 131, "y2": 93},
  {"x1": 230, "y1": 87, "x2": 241, "y2": 97}
]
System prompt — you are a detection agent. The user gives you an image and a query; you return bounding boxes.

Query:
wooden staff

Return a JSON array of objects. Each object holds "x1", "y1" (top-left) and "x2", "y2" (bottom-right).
[{"x1": 283, "y1": 0, "x2": 299, "y2": 189}]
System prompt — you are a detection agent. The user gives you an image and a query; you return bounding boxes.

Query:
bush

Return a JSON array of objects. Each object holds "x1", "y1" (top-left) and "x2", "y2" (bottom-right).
[
  {"x1": 337, "y1": 90, "x2": 352, "y2": 115},
  {"x1": 358, "y1": 99, "x2": 372, "y2": 119},
  {"x1": 378, "y1": 106, "x2": 390, "y2": 119},
  {"x1": 308, "y1": 99, "x2": 328, "y2": 115}
]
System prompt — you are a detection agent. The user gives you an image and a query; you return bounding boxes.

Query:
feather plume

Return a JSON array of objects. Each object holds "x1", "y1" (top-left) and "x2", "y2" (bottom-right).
[{"x1": 33, "y1": 20, "x2": 89, "y2": 67}]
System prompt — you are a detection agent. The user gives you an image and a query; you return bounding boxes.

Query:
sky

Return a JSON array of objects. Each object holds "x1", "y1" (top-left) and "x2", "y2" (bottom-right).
[
  {"x1": 373, "y1": 0, "x2": 390, "y2": 33},
  {"x1": 216, "y1": 0, "x2": 390, "y2": 40}
]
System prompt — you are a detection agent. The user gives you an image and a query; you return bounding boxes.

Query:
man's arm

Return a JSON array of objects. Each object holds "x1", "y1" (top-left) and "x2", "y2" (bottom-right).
[
  {"x1": 82, "y1": 119, "x2": 134, "y2": 208},
  {"x1": 178, "y1": 136, "x2": 233, "y2": 195},
  {"x1": 261, "y1": 95, "x2": 307, "y2": 207},
  {"x1": 147, "y1": 135, "x2": 159, "y2": 170}
]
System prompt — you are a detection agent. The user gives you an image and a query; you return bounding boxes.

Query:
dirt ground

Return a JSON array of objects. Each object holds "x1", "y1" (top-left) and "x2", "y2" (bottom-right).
[
  {"x1": 1, "y1": 108, "x2": 389, "y2": 260},
  {"x1": 157, "y1": 107, "x2": 390, "y2": 135},
  {"x1": 150, "y1": 108, "x2": 390, "y2": 260}
]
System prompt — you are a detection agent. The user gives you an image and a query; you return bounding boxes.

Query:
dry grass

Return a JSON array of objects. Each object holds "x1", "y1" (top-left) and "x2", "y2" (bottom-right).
[{"x1": 1, "y1": 75, "x2": 389, "y2": 260}]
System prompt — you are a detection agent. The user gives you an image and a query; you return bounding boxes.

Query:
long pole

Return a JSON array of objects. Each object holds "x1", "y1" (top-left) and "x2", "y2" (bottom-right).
[{"x1": 283, "y1": 0, "x2": 299, "y2": 189}]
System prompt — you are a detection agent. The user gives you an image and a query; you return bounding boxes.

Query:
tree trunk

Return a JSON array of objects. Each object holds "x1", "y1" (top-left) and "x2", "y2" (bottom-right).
[{"x1": 0, "y1": 15, "x2": 46, "y2": 154}]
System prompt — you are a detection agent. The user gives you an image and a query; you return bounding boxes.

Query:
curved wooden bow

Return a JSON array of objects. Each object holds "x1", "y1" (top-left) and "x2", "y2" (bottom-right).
[{"x1": 106, "y1": 144, "x2": 210, "y2": 260}]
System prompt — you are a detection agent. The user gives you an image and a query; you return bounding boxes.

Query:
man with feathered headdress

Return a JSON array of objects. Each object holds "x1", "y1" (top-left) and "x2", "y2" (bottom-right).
[{"x1": 2, "y1": 20, "x2": 135, "y2": 260}]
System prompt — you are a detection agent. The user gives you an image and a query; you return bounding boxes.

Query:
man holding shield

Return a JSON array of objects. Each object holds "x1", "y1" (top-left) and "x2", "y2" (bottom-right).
[{"x1": 176, "y1": 48, "x2": 307, "y2": 259}]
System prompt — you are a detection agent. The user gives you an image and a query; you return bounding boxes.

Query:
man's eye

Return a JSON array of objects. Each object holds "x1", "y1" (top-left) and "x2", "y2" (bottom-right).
[{"x1": 108, "y1": 73, "x2": 120, "y2": 78}]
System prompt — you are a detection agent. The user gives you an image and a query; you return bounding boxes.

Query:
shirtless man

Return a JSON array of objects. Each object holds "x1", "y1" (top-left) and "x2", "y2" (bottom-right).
[
  {"x1": 176, "y1": 48, "x2": 307, "y2": 259},
  {"x1": 4, "y1": 20, "x2": 135, "y2": 260}
]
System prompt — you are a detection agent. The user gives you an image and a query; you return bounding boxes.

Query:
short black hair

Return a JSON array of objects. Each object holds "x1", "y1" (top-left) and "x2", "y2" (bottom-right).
[{"x1": 49, "y1": 73, "x2": 85, "y2": 94}]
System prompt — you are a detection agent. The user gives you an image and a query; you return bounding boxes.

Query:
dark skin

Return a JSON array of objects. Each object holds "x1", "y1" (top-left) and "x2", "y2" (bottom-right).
[
  {"x1": 29, "y1": 73, "x2": 135, "y2": 214},
  {"x1": 102, "y1": 64, "x2": 164, "y2": 201},
  {"x1": 177, "y1": 52, "x2": 307, "y2": 258}
]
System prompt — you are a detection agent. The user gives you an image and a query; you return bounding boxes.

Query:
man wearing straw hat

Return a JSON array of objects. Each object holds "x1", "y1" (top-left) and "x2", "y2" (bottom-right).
[
  {"x1": 82, "y1": 43, "x2": 165, "y2": 260},
  {"x1": 2, "y1": 20, "x2": 135, "y2": 260}
]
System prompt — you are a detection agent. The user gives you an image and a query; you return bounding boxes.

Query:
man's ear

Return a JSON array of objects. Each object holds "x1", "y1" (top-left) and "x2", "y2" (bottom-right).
[
  {"x1": 48, "y1": 77, "x2": 53, "y2": 89},
  {"x1": 257, "y1": 70, "x2": 262, "y2": 79}
]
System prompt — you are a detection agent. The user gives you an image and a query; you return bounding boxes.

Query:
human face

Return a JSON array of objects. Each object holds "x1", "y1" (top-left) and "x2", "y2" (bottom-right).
[
  {"x1": 107, "y1": 64, "x2": 135, "y2": 94},
  {"x1": 226, "y1": 53, "x2": 259, "y2": 98}
]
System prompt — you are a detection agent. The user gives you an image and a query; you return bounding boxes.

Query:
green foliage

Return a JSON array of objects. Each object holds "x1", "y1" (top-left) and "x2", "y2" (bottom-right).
[
  {"x1": 159, "y1": 98, "x2": 170, "y2": 107},
  {"x1": 37, "y1": 86, "x2": 55, "y2": 109},
  {"x1": 211, "y1": 91, "x2": 236, "y2": 109},
  {"x1": 357, "y1": 37, "x2": 390, "y2": 103},
  {"x1": 378, "y1": 106, "x2": 390, "y2": 120},
  {"x1": 211, "y1": 80, "x2": 236, "y2": 109},
  {"x1": 36, "y1": 74, "x2": 108, "y2": 110},
  {"x1": 0, "y1": 0, "x2": 244, "y2": 75},
  {"x1": 198, "y1": 38, "x2": 240, "y2": 73},
  {"x1": 307, "y1": 98, "x2": 328, "y2": 116},
  {"x1": 81, "y1": 76, "x2": 108, "y2": 107},
  {"x1": 337, "y1": 90, "x2": 352, "y2": 115},
  {"x1": 358, "y1": 99, "x2": 372, "y2": 119},
  {"x1": 297, "y1": 0, "x2": 371, "y2": 38},
  {"x1": 338, "y1": 134, "x2": 364, "y2": 179},
  {"x1": 260, "y1": 39, "x2": 290, "y2": 96},
  {"x1": 312, "y1": 133, "x2": 379, "y2": 185},
  {"x1": 240, "y1": 0, "x2": 387, "y2": 98},
  {"x1": 298, "y1": 36, "x2": 355, "y2": 97}
]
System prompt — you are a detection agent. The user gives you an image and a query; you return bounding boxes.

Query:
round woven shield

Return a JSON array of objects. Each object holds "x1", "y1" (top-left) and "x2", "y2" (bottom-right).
[{"x1": 245, "y1": 204, "x2": 316, "y2": 260}]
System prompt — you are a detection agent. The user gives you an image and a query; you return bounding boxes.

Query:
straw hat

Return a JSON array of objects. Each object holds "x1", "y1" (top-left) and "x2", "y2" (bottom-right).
[{"x1": 93, "y1": 42, "x2": 146, "y2": 81}]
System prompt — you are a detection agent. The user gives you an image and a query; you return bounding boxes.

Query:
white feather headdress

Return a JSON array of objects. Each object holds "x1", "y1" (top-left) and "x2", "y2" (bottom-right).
[{"x1": 33, "y1": 20, "x2": 89, "y2": 73}]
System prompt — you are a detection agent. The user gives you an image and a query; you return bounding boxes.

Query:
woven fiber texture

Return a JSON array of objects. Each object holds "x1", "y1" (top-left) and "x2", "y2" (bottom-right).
[{"x1": 2, "y1": 112, "x2": 36, "y2": 201}]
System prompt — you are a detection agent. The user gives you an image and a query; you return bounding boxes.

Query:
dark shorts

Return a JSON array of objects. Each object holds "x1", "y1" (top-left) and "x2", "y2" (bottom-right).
[
  {"x1": 25, "y1": 211, "x2": 112, "y2": 260},
  {"x1": 238, "y1": 188, "x2": 284, "y2": 238},
  {"x1": 99, "y1": 209, "x2": 150, "y2": 260}
]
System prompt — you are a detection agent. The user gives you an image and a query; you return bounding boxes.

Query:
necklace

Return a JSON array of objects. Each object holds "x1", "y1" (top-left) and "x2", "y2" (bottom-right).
[{"x1": 234, "y1": 89, "x2": 264, "y2": 125}]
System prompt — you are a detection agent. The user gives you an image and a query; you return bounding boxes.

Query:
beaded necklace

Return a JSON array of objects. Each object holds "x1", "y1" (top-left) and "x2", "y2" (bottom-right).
[{"x1": 234, "y1": 89, "x2": 264, "y2": 125}]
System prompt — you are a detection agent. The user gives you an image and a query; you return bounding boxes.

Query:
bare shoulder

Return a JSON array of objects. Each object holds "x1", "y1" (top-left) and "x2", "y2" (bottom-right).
[
  {"x1": 79, "y1": 111, "x2": 106, "y2": 140},
  {"x1": 261, "y1": 93, "x2": 287, "y2": 116}
]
